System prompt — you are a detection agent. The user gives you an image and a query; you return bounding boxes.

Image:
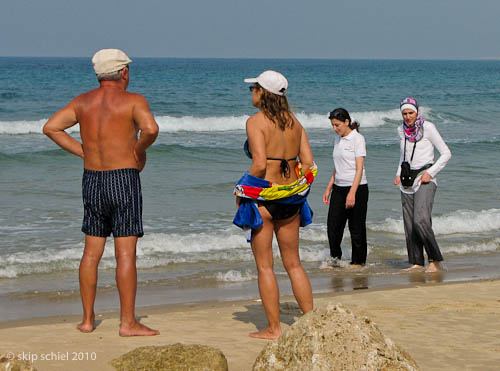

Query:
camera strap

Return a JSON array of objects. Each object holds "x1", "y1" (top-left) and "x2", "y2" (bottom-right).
[{"x1": 403, "y1": 139, "x2": 417, "y2": 165}]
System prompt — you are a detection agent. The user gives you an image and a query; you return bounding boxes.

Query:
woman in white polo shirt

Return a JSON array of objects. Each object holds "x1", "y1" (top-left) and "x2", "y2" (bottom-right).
[
  {"x1": 395, "y1": 97, "x2": 451, "y2": 273},
  {"x1": 322, "y1": 108, "x2": 368, "y2": 268}
]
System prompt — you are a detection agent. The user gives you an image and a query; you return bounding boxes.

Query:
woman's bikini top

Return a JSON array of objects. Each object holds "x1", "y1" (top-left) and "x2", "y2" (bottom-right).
[{"x1": 244, "y1": 139, "x2": 296, "y2": 178}]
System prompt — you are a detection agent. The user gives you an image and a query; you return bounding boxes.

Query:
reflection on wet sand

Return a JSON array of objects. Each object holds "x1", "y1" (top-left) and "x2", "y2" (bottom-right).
[
  {"x1": 330, "y1": 274, "x2": 370, "y2": 292},
  {"x1": 406, "y1": 271, "x2": 445, "y2": 284},
  {"x1": 327, "y1": 269, "x2": 444, "y2": 292}
]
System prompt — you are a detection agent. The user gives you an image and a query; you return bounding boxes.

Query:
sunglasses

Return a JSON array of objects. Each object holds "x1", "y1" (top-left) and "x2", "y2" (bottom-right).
[
  {"x1": 329, "y1": 112, "x2": 347, "y2": 120},
  {"x1": 249, "y1": 84, "x2": 259, "y2": 92}
]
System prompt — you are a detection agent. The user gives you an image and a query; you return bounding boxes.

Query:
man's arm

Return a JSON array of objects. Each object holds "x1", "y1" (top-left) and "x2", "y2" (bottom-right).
[
  {"x1": 133, "y1": 96, "x2": 159, "y2": 171},
  {"x1": 43, "y1": 103, "x2": 83, "y2": 158}
]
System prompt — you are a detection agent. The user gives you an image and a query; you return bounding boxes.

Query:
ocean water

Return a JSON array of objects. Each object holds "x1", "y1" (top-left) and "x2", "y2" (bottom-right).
[{"x1": 1, "y1": 58, "x2": 499, "y2": 320}]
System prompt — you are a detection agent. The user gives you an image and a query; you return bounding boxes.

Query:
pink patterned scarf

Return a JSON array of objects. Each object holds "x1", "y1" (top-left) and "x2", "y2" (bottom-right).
[{"x1": 403, "y1": 116, "x2": 424, "y2": 142}]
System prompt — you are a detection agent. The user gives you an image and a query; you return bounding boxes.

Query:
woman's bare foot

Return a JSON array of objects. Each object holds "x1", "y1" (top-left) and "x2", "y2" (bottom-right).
[
  {"x1": 76, "y1": 313, "x2": 95, "y2": 333},
  {"x1": 345, "y1": 264, "x2": 364, "y2": 271},
  {"x1": 119, "y1": 321, "x2": 160, "y2": 337},
  {"x1": 425, "y1": 261, "x2": 441, "y2": 273},
  {"x1": 401, "y1": 265, "x2": 425, "y2": 272},
  {"x1": 249, "y1": 327, "x2": 281, "y2": 340}
]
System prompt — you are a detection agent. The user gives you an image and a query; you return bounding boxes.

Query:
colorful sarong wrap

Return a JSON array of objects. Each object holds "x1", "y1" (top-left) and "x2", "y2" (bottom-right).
[{"x1": 233, "y1": 163, "x2": 318, "y2": 242}]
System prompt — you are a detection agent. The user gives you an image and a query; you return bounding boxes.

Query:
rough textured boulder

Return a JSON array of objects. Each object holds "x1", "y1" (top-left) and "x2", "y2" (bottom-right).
[
  {"x1": 110, "y1": 343, "x2": 228, "y2": 371},
  {"x1": 253, "y1": 303, "x2": 419, "y2": 371},
  {"x1": 0, "y1": 354, "x2": 37, "y2": 371}
]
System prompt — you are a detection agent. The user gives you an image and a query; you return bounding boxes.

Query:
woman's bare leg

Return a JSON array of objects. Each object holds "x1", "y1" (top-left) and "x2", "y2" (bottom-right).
[
  {"x1": 275, "y1": 213, "x2": 313, "y2": 314},
  {"x1": 250, "y1": 205, "x2": 282, "y2": 339}
]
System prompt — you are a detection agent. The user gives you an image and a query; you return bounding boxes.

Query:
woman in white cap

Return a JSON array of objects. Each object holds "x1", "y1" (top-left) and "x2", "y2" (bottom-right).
[
  {"x1": 238, "y1": 70, "x2": 314, "y2": 339},
  {"x1": 395, "y1": 97, "x2": 451, "y2": 273}
]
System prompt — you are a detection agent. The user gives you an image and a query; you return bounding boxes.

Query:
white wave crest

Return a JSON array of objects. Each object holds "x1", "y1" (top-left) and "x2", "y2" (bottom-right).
[
  {"x1": 299, "y1": 246, "x2": 331, "y2": 262},
  {"x1": 155, "y1": 115, "x2": 248, "y2": 132},
  {"x1": 299, "y1": 225, "x2": 328, "y2": 242},
  {"x1": 370, "y1": 209, "x2": 500, "y2": 235},
  {"x1": 441, "y1": 238, "x2": 500, "y2": 254},
  {"x1": 0, "y1": 225, "x2": 344, "y2": 278},
  {"x1": 0, "y1": 107, "x2": 429, "y2": 135},
  {"x1": 350, "y1": 108, "x2": 409, "y2": 127},
  {"x1": 154, "y1": 109, "x2": 409, "y2": 132},
  {"x1": 136, "y1": 228, "x2": 249, "y2": 254},
  {"x1": 0, "y1": 229, "x2": 254, "y2": 278},
  {"x1": 2, "y1": 207, "x2": 495, "y2": 278},
  {"x1": 0, "y1": 266, "x2": 21, "y2": 278},
  {"x1": 2, "y1": 245, "x2": 87, "y2": 267},
  {"x1": 0, "y1": 119, "x2": 51, "y2": 135},
  {"x1": 390, "y1": 238, "x2": 500, "y2": 256},
  {"x1": 216, "y1": 270, "x2": 256, "y2": 282}
]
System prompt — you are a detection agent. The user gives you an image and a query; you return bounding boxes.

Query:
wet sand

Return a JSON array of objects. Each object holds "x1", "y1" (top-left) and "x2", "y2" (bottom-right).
[
  {"x1": 1, "y1": 279, "x2": 499, "y2": 370},
  {"x1": 2, "y1": 251, "x2": 500, "y2": 323}
]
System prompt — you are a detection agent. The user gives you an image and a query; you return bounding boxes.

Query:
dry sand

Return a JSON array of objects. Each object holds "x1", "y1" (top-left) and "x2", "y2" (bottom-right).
[{"x1": 1, "y1": 279, "x2": 499, "y2": 371}]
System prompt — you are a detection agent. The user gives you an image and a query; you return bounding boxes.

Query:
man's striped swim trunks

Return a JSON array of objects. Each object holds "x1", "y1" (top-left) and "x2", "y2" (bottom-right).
[{"x1": 81, "y1": 168, "x2": 144, "y2": 238}]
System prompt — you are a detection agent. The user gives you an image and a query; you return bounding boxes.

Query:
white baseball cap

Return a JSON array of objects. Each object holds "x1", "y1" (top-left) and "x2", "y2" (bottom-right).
[
  {"x1": 92, "y1": 49, "x2": 132, "y2": 74},
  {"x1": 244, "y1": 70, "x2": 288, "y2": 96}
]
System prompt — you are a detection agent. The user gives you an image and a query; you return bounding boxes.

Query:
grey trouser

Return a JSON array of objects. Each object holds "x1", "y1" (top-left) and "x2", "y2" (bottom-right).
[{"x1": 401, "y1": 182, "x2": 443, "y2": 266}]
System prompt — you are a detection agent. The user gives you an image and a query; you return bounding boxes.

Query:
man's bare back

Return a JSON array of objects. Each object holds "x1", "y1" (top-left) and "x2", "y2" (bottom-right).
[
  {"x1": 43, "y1": 66, "x2": 158, "y2": 171},
  {"x1": 76, "y1": 87, "x2": 146, "y2": 170}
]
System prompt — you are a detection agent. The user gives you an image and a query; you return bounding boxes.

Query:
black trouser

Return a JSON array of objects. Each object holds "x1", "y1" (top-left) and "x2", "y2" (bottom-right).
[{"x1": 327, "y1": 184, "x2": 369, "y2": 265}]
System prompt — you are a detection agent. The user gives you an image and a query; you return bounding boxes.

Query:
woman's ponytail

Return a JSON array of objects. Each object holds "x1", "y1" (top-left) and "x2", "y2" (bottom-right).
[{"x1": 349, "y1": 120, "x2": 360, "y2": 132}]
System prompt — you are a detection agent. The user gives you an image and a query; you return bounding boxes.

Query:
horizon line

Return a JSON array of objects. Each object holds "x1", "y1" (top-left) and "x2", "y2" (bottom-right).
[{"x1": 0, "y1": 55, "x2": 499, "y2": 61}]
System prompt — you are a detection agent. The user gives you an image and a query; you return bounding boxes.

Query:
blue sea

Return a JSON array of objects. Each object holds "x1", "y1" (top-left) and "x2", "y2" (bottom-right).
[{"x1": 1, "y1": 58, "x2": 499, "y2": 321}]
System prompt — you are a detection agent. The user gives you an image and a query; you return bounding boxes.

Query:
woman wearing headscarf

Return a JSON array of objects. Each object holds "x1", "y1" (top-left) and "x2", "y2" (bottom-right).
[
  {"x1": 233, "y1": 70, "x2": 315, "y2": 339},
  {"x1": 395, "y1": 97, "x2": 451, "y2": 273},
  {"x1": 322, "y1": 108, "x2": 368, "y2": 269}
]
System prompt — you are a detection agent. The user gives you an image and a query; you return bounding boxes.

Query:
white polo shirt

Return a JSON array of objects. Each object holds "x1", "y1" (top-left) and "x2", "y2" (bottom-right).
[{"x1": 333, "y1": 130, "x2": 367, "y2": 187}]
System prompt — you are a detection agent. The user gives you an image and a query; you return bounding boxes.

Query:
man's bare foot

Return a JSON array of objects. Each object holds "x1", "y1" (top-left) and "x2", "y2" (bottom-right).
[
  {"x1": 77, "y1": 313, "x2": 95, "y2": 333},
  {"x1": 119, "y1": 321, "x2": 160, "y2": 337},
  {"x1": 425, "y1": 261, "x2": 441, "y2": 273},
  {"x1": 401, "y1": 265, "x2": 425, "y2": 272},
  {"x1": 249, "y1": 327, "x2": 281, "y2": 340}
]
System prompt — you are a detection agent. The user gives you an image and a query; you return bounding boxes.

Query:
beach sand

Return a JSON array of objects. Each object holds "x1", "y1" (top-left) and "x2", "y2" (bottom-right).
[{"x1": 1, "y1": 279, "x2": 499, "y2": 371}]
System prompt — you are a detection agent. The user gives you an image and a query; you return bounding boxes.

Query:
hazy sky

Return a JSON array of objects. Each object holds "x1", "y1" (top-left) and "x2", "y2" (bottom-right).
[{"x1": 2, "y1": 0, "x2": 500, "y2": 59}]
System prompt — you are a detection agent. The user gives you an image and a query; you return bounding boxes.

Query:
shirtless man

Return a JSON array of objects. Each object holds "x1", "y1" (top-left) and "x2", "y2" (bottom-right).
[{"x1": 43, "y1": 49, "x2": 159, "y2": 336}]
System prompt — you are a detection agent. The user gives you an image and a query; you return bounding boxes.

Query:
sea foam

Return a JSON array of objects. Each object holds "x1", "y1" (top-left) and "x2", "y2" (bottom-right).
[
  {"x1": 1, "y1": 209, "x2": 498, "y2": 278},
  {"x1": 0, "y1": 119, "x2": 51, "y2": 135},
  {"x1": 0, "y1": 229, "x2": 254, "y2": 278},
  {"x1": 390, "y1": 238, "x2": 500, "y2": 256},
  {"x1": 0, "y1": 226, "x2": 328, "y2": 278},
  {"x1": 370, "y1": 209, "x2": 500, "y2": 235},
  {"x1": 215, "y1": 270, "x2": 256, "y2": 282}
]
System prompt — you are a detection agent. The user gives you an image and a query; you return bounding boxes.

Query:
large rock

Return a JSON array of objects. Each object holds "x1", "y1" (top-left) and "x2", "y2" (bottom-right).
[
  {"x1": 110, "y1": 343, "x2": 228, "y2": 371},
  {"x1": 253, "y1": 303, "x2": 419, "y2": 371},
  {"x1": 0, "y1": 354, "x2": 37, "y2": 371}
]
